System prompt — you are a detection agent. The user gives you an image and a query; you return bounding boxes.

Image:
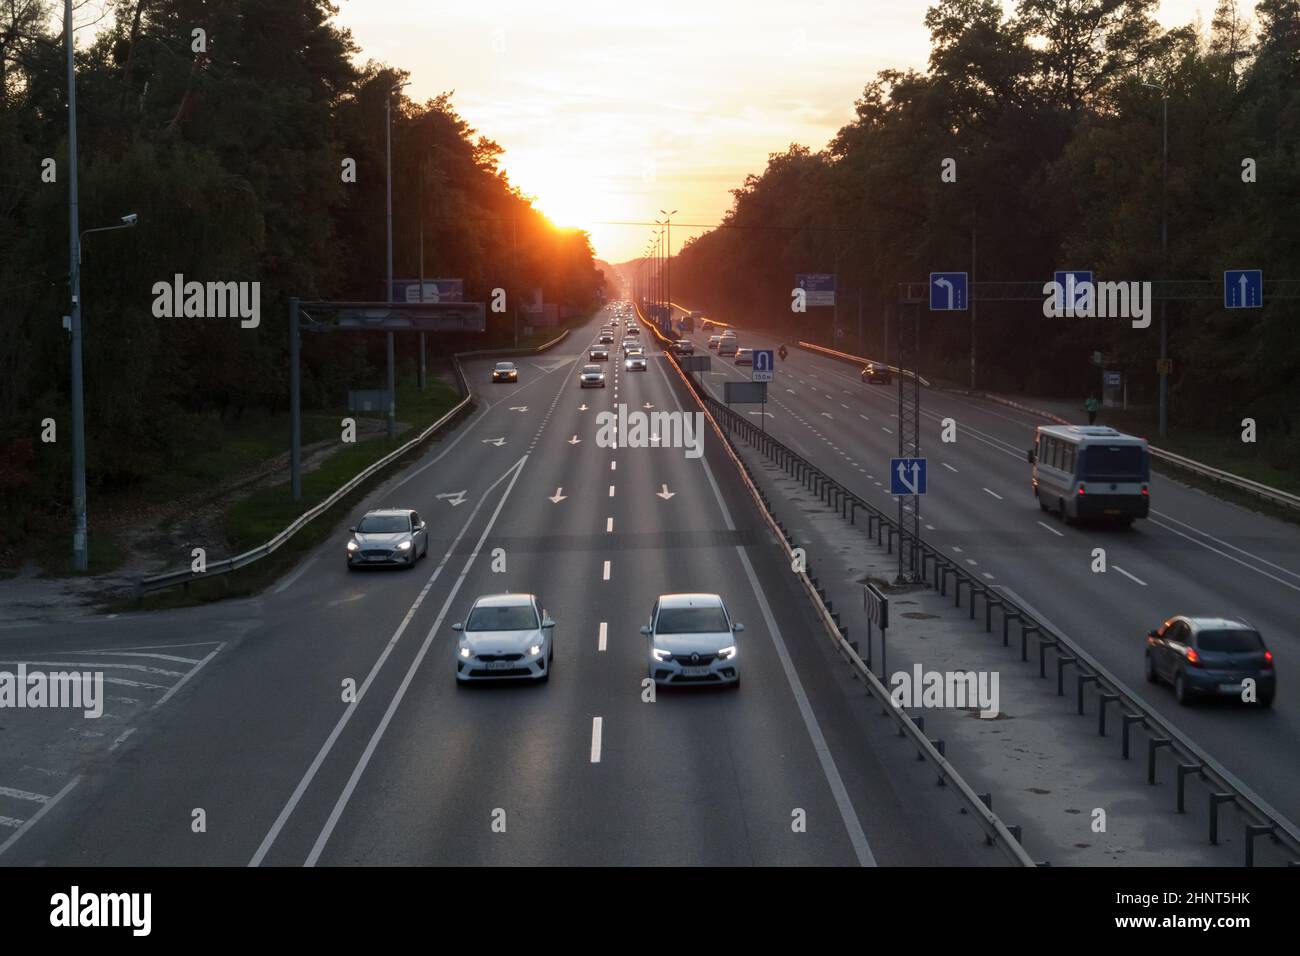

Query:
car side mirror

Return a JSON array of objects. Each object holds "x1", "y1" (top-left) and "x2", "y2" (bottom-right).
[
  {"x1": 348, "y1": 526, "x2": 357, "y2": 533},
  {"x1": 639, "y1": 625, "x2": 652, "y2": 636},
  {"x1": 542, "y1": 618, "x2": 556, "y2": 629},
  {"x1": 1026, "y1": 449, "x2": 1036, "y2": 464},
  {"x1": 733, "y1": 622, "x2": 745, "y2": 632},
  {"x1": 451, "y1": 623, "x2": 463, "y2": 631}
]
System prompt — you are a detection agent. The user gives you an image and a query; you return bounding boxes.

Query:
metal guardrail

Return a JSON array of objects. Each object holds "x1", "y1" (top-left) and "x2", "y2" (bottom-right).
[
  {"x1": 134, "y1": 330, "x2": 571, "y2": 598},
  {"x1": 668, "y1": 347, "x2": 1299, "y2": 867},
  {"x1": 657, "y1": 345, "x2": 1038, "y2": 867},
  {"x1": 795, "y1": 341, "x2": 932, "y2": 387}
]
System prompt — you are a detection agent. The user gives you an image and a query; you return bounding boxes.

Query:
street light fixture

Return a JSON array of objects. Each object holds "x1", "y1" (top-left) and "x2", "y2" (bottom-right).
[{"x1": 384, "y1": 79, "x2": 408, "y2": 440}]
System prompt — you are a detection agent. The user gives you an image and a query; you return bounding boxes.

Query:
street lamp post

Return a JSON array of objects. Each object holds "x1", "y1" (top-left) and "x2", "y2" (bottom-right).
[
  {"x1": 660, "y1": 209, "x2": 676, "y2": 325},
  {"x1": 1143, "y1": 81, "x2": 1170, "y2": 437},
  {"x1": 384, "y1": 81, "x2": 407, "y2": 440}
]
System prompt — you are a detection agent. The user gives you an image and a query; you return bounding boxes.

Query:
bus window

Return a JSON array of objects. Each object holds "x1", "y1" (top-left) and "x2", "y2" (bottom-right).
[
  {"x1": 1080, "y1": 444, "x2": 1147, "y2": 480},
  {"x1": 1063, "y1": 443, "x2": 1076, "y2": 475}
]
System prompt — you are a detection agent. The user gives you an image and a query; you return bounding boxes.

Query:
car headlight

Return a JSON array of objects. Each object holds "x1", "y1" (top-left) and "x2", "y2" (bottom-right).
[
  {"x1": 347, "y1": 540, "x2": 359, "y2": 552},
  {"x1": 528, "y1": 644, "x2": 543, "y2": 657},
  {"x1": 396, "y1": 540, "x2": 412, "y2": 550},
  {"x1": 718, "y1": 646, "x2": 736, "y2": 660},
  {"x1": 652, "y1": 648, "x2": 673, "y2": 662},
  {"x1": 459, "y1": 646, "x2": 472, "y2": 659}
]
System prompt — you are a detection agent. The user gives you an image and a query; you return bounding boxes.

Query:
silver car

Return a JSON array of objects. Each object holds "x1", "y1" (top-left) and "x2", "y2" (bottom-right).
[
  {"x1": 346, "y1": 508, "x2": 429, "y2": 569},
  {"x1": 454, "y1": 593, "x2": 555, "y2": 683},
  {"x1": 625, "y1": 350, "x2": 647, "y2": 371},
  {"x1": 643, "y1": 593, "x2": 743, "y2": 687},
  {"x1": 579, "y1": 363, "x2": 607, "y2": 387}
]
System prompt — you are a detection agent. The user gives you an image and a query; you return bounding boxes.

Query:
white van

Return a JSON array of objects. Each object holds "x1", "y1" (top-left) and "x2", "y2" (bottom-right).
[{"x1": 1028, "y1": 425, "x2": 1149, "y2": 525}]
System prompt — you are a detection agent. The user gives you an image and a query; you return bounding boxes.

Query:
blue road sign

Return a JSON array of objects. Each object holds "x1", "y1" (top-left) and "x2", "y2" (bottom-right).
[
  {"x1": 1053, "y1": 270, "x2": 1093, "y2": 312},
  {"x1": 796, "y1": 273, "x2": 837, "y2": 307},
  {"x1": 890, "y1": 457, "x2": 927, "y2": 496},
  {"x1": 928, "y1": 273, "x2": 968, "y2": 311},
  {"x1": 1224, "y1": 269, "x2": 1263, "y2": 309},
  {"x1": 752, "y1": 349, "x2": 775, "y2": 382}
]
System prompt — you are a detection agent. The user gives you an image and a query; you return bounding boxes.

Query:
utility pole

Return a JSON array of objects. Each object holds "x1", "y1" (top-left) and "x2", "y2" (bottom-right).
[
  {"x1": 65, "y1": 0, "x2": 87, "y2": 572},
  {"x1": 384, "y1": 84, "x2": 397, "y2": 439},
  {"x1": 1143, "y1": 82, "x2": 1170, "y2": 437},
  {"x1": 970, "y1": 206, "x2": 977, "y2": 390},
  {"x1": 417, "y1": 158, "x2": 426, "y2": 391}
]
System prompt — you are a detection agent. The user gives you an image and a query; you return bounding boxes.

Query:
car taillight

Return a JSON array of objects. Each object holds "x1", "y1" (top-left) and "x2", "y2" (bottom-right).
[
  {"x1": 1185, "y1": 647, "x2": 1202, "y2": 667},
  {"x1": 1077, "y1": 484, "x2": 1085, "y2": 495},
  {"x1": 1142, "y1": 485, "x2": 1149, "y2": 496},
  {"x1": 1263, "y1": 650, "x2": 1273, "y2": 668}
]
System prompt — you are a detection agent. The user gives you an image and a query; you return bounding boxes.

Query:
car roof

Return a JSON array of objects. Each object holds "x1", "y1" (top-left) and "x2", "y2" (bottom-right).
[
  {"x1": 657, "y1": 593, "x2": 724, "y2": 609},
  {"x1": 472, "y1": 593, "x2": 535, "y2": 608},
  {"x1": 1180, "y1": 615, "x2": 1256, "y2": 631},
  {"x1": 495, "y1": 361, "x2": 515, "y2": 367},
  {"x1": 363, "y1": 508, "x2": 413, "y2": 517}
]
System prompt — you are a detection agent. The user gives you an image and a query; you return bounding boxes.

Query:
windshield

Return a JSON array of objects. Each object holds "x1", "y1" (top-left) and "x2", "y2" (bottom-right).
[
  {"x1": 1196, "y1": 629, "x2": 1264, "y2": 653},
  {"x1": 357, "y1": 515, "x2": 410, "y2": 533},
  {"x1": 656, "y1": 606, "x2": 729, "y2": 634},
  {"x1": 466, "y1": 603, "x2": 538, "y2": 632},
  {"x1": 1079, "y1": 444, "x2": 1147, "y2": 480},
  {"x1": 495, "y1": 363, "x2": 514, "y2": 371},
  {"x1": 583, "y1": 365, "x2": 602, "y2": 373}
]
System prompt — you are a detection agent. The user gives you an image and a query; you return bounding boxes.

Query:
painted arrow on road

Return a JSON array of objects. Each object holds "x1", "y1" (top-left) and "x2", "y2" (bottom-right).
[
  {"x1": 436, "y1": 490, "x2": 468, "y2": 507},
  {"x1": 568, "y1": 435, "x2": 582, "y2": 444},
  {"x1": 578, "y1": 403, "x2": 590, "y2": 412},
  {"x1": 656, "y1": 484, "x2": 675, "y2": 500},
  {"x1": 509, "y1": 406, "x2": 528, "y2": 412},
  {"x1": 642, "y1": 403, "x2": 654, "y2": 409},
  {"x1": 482, "y1": 437, "x2": 506, "y2": 446},
  {"x1": 549, "y1": 487, "x2": 567, "y2": 504}
]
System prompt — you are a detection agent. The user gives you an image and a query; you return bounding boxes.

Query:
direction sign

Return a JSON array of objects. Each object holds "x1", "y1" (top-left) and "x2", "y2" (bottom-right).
[
  {"x1": 1054, "y1": 270, "x2": 1093, "y2": 314},
  {"x1": 863, "y1": 583, "x2": 889, "y2": 629},
  {"x1": 392, "y1": 279, "x2": 464, "y2": 303},
  {"x1": 928, "y1": 273, "x2": 968, "y2": 311},
  {"x1": 724, "y1": 381, "x2": 767, "y2": 404},
  {"x1": 889, "y1": 457, "x2": 927, "y2": 495},
  {"x1": 1224, "y1": 269, "x2": 1263, "y2": 309},
  {"x1": 752, "y1": 349, "x2": 775, "y2": 382},
  {"x1": 796, "y1": 273, "x2": 836, "y2": 307},
  {"x1": 678, "y1": 355, "x2": 711, "y2": 373}
]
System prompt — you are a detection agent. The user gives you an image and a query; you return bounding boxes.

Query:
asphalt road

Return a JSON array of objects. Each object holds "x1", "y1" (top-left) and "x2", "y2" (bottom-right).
[
  {"x1": 677, "y1": 317, "x2": 1300, "y2": 822},
  {"x1": 0, "y1": 308, "x2": 988, "y2": 867}
]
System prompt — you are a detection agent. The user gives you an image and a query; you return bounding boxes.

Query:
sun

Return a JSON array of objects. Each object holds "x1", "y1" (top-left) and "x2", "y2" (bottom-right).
[{"x1": 510, "y1": 153, "x2": 602, "y2": 231}]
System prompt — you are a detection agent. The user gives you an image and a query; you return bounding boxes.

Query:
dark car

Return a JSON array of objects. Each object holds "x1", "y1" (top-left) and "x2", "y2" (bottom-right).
[
  {"x1": 861, "y1": 362, "x2": 892, "y2": 384},
  {"x1": 1145, "y1": 616, "x2": 1275, "y2": 707}
]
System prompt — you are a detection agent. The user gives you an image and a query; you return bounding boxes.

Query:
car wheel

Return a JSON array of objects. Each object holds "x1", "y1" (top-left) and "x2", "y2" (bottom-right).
[
  {"x1": 1144, "y1": 652, "x2": 1158, "y2": 684},
  {"x1": 1174, "y1": 671, "x2": 1190, "y2": 705},
  {"x1": 730, "y1": 675, "x2": 741, "y2": 689}
]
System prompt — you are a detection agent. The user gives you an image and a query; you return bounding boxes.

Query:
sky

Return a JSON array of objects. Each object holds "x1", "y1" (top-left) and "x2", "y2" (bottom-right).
[{"x1": 329, "y1": 1, "x2": 1221, "y2": 263}]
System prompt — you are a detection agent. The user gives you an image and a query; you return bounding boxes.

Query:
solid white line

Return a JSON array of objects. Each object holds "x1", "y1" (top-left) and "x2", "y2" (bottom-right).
[
  {"x1": 1113, "y1": 565, "x2": 1148, "y2": 586},
  {"x1": 598, "y1": 622, "x2": 608, "y2": 652},
  {"x1": 273, "y1": 554, "x2": 318, "y2": 595},
  {"x1": 942, "y1": 463, "x2": 958, "y2": 473},
  {"x1": 250, "y1": 456, "x2": 527, "y2": 867},
  {"x1": 301, "y1": 455, "x2": 530, "y2": 867},
  {"x1": 108, "y1": 727, "x2": 136, "y2": 752},
  {"x1": 152, "y1": 643, "x2": 226, "y2": 710},
  {"x1": 0, "y1": 776, "x2": 79, "y2": 860},
  {"x1": 602, "y1": 560, "x2": 611, "y2": 581},
  {"x1": 606, "y1": 517, "x2": 614, "y2": 533},
  {"x1": 590, "y1": 717, "x2": 603, "y2": 763},
  {"x1": 1037, "y1": 520, "x2": 1065, "y2": 537},
  {"x1": 982, "y1": 487, "x2": 1003, "y2": 500},
  {"x1": 1151, "y1": 509, "x2": 1300, "y2": 582},
  {"x1": 1148, "y1": 517, "x2": 1300, "y2": 595}
]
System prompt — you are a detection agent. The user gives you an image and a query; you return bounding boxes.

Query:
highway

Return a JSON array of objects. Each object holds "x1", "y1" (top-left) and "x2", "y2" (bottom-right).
[
  {"x1": 0, "y1": 307, "x2": 989, "y2": 867},
  {"x1": 675, "y1": 316, "x2": 1300, "y2": 820}
]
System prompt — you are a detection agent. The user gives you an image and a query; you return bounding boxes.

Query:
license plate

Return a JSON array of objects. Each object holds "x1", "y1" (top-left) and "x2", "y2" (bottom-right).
[
  {"x1": 368, "y1": 555, "x2": 389, "y2": 562},
  {"x1": 1104, "y1": 509, "x2": 1121, "y2": 516},
  {"x1": 682, "y1": 666, "x2": 710, "y2": 677},
  {"x1": 1218, "y1": 682, "x2": 1243, "y2": 693},
  {"x1": 487, "y1": 661, "x2": 514, "y2": 671}
]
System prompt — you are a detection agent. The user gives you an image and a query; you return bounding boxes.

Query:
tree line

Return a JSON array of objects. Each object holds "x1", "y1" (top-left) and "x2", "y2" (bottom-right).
[
  {"x1": 671, "y1": 0, "x2": 1299, "y2": 469},
  {"x1": 0, "y1": 0, "x2": 605, "y2": 548}
]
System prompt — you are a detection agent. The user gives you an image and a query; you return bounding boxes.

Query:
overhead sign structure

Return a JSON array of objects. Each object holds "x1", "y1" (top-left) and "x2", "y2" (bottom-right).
[
  {"x1": 890, "y1": 457, "x2": 927, "y2": 496},
  {"x1": 333, "y1": 302, "x2": 486, "y2": 332},
  {"x1": 392, "y1": 279, "x2": 464, "y2": 303},
  {"x1": 1223, "y1": 269, "x2": 1263, "y2": 309},
  {"x1": 796, "y1": 273, "x2": 837, "y2": 307},
  {"x1": 724, "y1": 381, "x2": 768, "y2": 404},
  {"x1": 928, "y1": 273, "x2": 968, "y2": 311},
  {"x1": 752, "y1": 349, "x2": 775, "y2": 382},
  {"x1": 678, "y1": 355, "x2": 712, "y2": 373}
]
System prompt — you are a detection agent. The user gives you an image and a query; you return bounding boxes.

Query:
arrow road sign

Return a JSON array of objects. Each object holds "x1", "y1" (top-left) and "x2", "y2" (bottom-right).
[
  {"x1": 549, "y1": 488, "x2": 567, "y2": 504},
  {"x1": 753, "y1": 349, "x2": 775, "y2": 382},
  {"x1": 568, "y1": 435, "x2": 581, "y2": 444},
  {"x1": 1224, "y1": 269, "x2": 1262, "y2": 309},
  {"x1": 482, "y1": 437, "x2": 506, "y2": 447},
  {"x1": 890, "y1": 457, "x2": 927, "y2": 495},
  {"x1": 929, "y1": 272, "x2": 968, "y2": 311},
  {"x1": 656, "y1": 484, "x2": 675, "y2": 500},
  {"x1": 436, "y1": 490, "x2": 468, "y2": 507},
  {"x1": 1054, "y1": 270, "x2": 1093, "y2": 314},
  {"x1": 509, "y1": 406, "x2": 528, "y2": 412}
]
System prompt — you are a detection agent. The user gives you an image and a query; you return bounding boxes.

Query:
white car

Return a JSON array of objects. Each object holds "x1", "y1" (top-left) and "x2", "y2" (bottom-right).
[
  {"x1": 625, "y1": 350, "x2": 647, "y2": 371},
  {"x1": 717, "y1": 336, "x2": 738, "y2": 357},
  {"x1": 453, "y1": 593, "x2": 555, "y2": 683},
  {"x1": 642, "y1": 593, "x2": 743, "y2": 687},
  {"x1": 579, "y1": 363, "x2": 607, "y2": 387}
]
